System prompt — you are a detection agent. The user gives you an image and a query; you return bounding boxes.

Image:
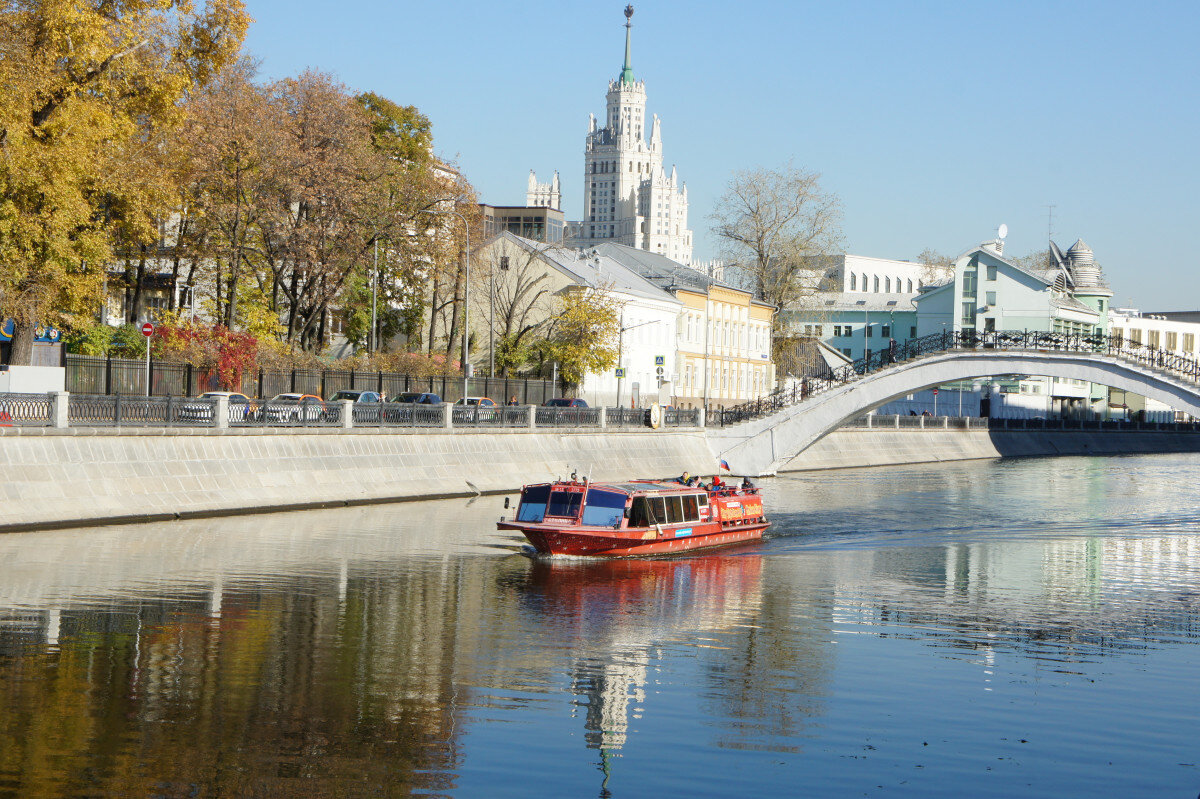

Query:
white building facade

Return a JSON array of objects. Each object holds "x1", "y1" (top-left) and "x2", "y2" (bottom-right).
[
  {"x1": 569, "y1": 7, "x2": 693, "y2": 264},
  {"x1": 526, "y1": 170, "x2": 561, "y2": 210}
]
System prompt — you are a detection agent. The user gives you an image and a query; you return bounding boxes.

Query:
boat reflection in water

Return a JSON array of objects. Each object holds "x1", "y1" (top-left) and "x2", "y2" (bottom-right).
[{"x1": 516, "y1": 549, "x2": 765, "y2": 785}]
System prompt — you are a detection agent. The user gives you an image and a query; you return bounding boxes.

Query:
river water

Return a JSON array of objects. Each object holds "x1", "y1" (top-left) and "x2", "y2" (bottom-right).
[{"x1": 1, "y1": 454, "x2": 1198, "y2": 798}]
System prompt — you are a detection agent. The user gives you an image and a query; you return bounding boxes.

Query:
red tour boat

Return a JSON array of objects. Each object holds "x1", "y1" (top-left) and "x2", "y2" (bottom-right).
[{"x1": 498, "y1": 477, "x2": 768, "y2": 557}]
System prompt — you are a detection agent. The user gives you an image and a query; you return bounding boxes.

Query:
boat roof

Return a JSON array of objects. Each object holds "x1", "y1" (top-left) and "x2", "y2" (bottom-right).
[{"x1": 528, "y1": 479, "x2": 707, "y2": 495}]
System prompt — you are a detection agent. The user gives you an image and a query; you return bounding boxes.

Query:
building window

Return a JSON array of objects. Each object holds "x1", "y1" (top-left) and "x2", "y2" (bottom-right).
[
  {"x1": 910, "y1": 326, "x2": 917, "y2": 337},
  {"x1": 850, "y1": 273, "x2": 857, "y2": 291},
  {"x1": 866, "y1": 326, "x2": 873, "y2": 338},
  {"x1": 985, "y1": 291, "x2": 996, "y2": 306},
  {"x1": 1184, "y1": 333, "x2": 1195, "y2": 352},
  {"x1": 1130, "y1": 329, "x2": 1142, "y2": 345},
  {"x1": 873, "y1": 275, "x2": 880, "y2": 292},
  {"x1": 885, "y1": 277, "x2": 891, "y2": 293},
  {"x1": 832, "y1": 325, "x2": 842, "y2": 337},
  {"x1": 1166, "y1": 331, "x2": 1178, "y2": 350},
  {"x1": 906, "y1": 279, "x2": 913, "y2": 292},
  {"x1": 1148, "y1": 330, "x2": 1161, "y2": 348},
  {"x1": 962, "y1": 269, "x2": 977, "y2": 297},
  {"x1": 987, "y1": 264, "x2": 997, "y2": 281},
  {"x1": 881, "y1": 325, "x2": 891, "y2": 337},
  {"x1": 961, "y1": 301, "x2": 975, "y2": 325},
  {"x1": 499, "y1": 256, "x2": 510, "y2": 270}
]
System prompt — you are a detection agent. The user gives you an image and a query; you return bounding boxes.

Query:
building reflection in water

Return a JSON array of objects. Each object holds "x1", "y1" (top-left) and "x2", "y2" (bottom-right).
[
  {"x1": 828, "y1": 533, "x2": 1200, "y2": 665},
  {"x1": 524, "y1": 553, "x2": 765, "y2": 749},
  {"x1": 516, "y1": 552, "x2": 767, "y2": 792}
]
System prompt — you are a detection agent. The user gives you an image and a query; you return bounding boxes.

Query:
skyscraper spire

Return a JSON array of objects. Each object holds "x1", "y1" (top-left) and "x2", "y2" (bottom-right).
[{"x1": 619, "y1": 5, "x2": 635, "y2": 85}]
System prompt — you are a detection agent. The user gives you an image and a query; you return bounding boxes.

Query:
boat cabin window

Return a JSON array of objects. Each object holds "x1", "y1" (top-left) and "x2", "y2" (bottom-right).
[
  {"x1": 682, "y1": 494, "x2": 699, "y2": 520},
  {"x1": 582, "y1": 489, "x2": 627, "y2": 526},
  {"x1": 629, "y1": 494, "x2": 703, "y2": 526},
  {"x1": 666, "y1": 495, "x2": 684, "y2": 524},
  {"x1": 629, "y1": 497, "x2": 650, "y2": 527},
  {"x1": 546, "y1": 489, "x2": 583, "y2": 519},
  {"x1": 629, "y1": 496, "x2": 668, "y2": 527},
  {"x1": 516, "y1": 485, "x2": 551, "y2": 522}
]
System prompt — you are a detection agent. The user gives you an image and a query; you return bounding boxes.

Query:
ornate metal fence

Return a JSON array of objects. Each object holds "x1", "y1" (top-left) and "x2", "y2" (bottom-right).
[
  {"x1": 230, "y1": 398, "x2": 343, "y2": 428},
  {"x1": 0, "y1": 392, "x2": 52, "y2": 426},
  {"x1": 67, "y1": 394, "x2": 218, "y2": 427}
]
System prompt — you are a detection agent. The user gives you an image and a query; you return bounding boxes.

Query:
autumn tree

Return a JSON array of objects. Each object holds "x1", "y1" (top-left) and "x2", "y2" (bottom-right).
[
  {"x1": 0, "y1": 0, "x2": 249, "y2": 364},
  {"x1": 709, "y1": 161, "x2": 843, "y2": 331},
  {"x1": 176, "y1": 60, "x2": 280, "y2": 331},
  {"x1": 254, "y1": 71, "x2": 381, "y2": 350}
]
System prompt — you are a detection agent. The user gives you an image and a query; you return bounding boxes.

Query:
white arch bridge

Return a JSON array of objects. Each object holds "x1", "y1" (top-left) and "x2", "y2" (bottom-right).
[{"x1": 706, "y1": 330, "x2": 1200, "y2": 476}]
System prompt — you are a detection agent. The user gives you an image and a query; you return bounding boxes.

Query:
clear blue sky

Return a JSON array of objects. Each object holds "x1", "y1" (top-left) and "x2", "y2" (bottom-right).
[{"x1": 243, "y1": 0, "x2": 1199, "y2": 311}]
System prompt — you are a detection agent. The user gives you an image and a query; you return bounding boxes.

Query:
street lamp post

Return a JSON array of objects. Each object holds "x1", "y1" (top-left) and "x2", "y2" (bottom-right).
[
  {"x1": 615, "y1": 317, "x2": 661, "y2": 409},
  {"x1": 370, "y1": 237, "x2": 378, "y2": 354},
  {"x1": 419, "y1": 207, "x2": 470, "y2": 401}
]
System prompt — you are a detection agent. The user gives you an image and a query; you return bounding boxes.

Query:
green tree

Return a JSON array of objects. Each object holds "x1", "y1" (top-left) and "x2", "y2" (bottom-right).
[{"x1": 0, "y1": 0, "x2": 250, "y2": 364}]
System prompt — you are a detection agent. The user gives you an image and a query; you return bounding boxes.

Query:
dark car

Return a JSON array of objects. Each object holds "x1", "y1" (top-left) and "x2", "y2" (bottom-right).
[
  {"x1": 543, "y1": 398, "x2": 588, "y2": 408},
  {"x1": 329, "y1": 390, "x2": 382, "y2": 403},
  {"x1": 391, "y1": 392, "x2": 442, "y2": 404}
]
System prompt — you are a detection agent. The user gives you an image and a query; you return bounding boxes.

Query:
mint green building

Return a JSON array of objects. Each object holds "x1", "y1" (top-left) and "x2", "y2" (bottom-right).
[{"x1": 783, "y1": 238, "x2": 1118, "y2": 417}]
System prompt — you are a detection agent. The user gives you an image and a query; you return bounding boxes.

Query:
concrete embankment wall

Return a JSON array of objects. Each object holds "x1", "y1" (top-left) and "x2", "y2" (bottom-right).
[
  {"x1": 7, "y1": 426, "x2": 1200, "y2": 532},
  {"x1": 781, "y1": 428, "x2": 1200, "y2": 471},
  {"x1": 0, "y1": 427, "x2": 714, "y2": 532}
]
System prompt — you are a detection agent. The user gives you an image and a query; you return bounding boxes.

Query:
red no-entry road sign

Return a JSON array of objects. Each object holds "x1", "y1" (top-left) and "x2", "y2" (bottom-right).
[{"x1": 141, "y1": 322, "x2": 154, "y2": 337}]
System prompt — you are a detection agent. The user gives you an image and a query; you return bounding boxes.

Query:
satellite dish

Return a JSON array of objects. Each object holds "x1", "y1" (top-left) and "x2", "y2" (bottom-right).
[{"x1": 997, "y1": 223, "x2": 1009, "y2": 240}]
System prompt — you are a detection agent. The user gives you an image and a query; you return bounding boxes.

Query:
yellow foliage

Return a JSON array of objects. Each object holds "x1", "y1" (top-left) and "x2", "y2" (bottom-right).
[{"x1": 0, "y1": 0, "x2": 249, "y2": 358}]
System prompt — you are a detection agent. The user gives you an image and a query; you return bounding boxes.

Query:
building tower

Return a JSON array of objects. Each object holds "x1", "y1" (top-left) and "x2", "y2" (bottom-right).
[
  {"x1": 526, "y1": 169, "x2": 561, "y2": 210},
  {"x1": 572, "y1": 5, "x2": 693, "y2": 264}
]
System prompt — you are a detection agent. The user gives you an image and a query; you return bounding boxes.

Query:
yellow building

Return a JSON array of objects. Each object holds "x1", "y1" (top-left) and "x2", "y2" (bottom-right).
[{"x1": 591, "y1": 243, "x2": 775, "y2": 409}]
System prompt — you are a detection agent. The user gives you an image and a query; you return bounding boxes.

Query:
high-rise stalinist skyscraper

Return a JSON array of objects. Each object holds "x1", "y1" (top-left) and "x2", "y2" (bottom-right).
[{"x1": 571, "y1": 5, "x2": 693, "y2": 264}]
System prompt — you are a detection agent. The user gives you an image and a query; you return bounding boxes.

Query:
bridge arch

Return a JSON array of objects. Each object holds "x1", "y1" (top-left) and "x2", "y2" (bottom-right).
[{"x1": 707, "y1": 349, "x2": 1200, "y2": 476}]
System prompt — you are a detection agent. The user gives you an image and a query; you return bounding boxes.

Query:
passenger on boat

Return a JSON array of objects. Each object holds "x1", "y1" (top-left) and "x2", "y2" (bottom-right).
[
  {"x1": 677, "y1": 470, "x2": 691, "y2": 485},
  {"x1": 741, "y1": 477, "x2": 755, "y2": 491}
]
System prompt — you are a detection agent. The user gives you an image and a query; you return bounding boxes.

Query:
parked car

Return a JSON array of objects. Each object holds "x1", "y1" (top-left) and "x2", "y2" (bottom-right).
[
  {"x1": 543, "y1": 398, "x2": 588, "y2": 408},
  {"x1": 329, "y1": 390, "x2": 383, "y2": 403},
  {"x1": 259, "y1": 393, "x2": 325, "y2": 423},
  {"x1": 180, "y1": 391, "x2": 254, "y2": 423},
  {"x1": 454, "y1": 396, "x2": 496, "y2": 406},
  {"x1": 391, "y1": 392, "x2": 442, "y2": 404}
]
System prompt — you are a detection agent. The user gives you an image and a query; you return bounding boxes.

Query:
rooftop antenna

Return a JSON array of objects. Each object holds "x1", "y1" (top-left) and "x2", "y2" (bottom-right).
[{"x1": 1044, "y1": 204, "x2": 1056, "y2": 268}]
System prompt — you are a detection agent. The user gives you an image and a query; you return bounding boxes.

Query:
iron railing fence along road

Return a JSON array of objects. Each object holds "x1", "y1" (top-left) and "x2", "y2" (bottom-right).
[{"x1": 0, "y1": 395, "x2": 702, "y2": 431}]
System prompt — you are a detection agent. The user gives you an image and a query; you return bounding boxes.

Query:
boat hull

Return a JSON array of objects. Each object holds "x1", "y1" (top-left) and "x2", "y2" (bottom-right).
[{"x1": 500, "y1": 520, "x2": 769, "y2": 557}]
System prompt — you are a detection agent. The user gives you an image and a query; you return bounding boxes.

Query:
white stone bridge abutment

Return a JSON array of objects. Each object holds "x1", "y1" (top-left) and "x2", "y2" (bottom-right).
[{"x1": 707, "y1": 350, "x2": 1200, "y2": 476}]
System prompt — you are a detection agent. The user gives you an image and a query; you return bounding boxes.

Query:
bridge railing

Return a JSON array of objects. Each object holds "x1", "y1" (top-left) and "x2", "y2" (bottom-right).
[{"x1": 710, "y1": 330, "x2": 1200, "y2": 427}]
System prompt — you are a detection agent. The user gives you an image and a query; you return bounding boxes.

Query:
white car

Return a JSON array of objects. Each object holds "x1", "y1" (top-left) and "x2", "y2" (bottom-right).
[
  {"x1": 179, "y1": 391, "x2": 253, "y2": 423},
  {"x1": 260, "y1": 393, "x2": 325, "y2": 423}
]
